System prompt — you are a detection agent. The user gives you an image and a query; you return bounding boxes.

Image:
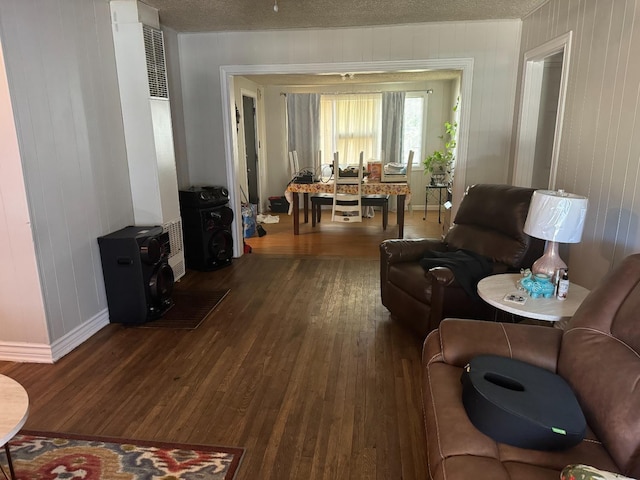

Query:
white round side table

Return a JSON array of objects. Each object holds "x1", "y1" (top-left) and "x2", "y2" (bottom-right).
[
  {"x1": 477, "y1": 273, "x2": 590, "y2": 323},
  {"x1": 0, "y1": 374, "x2": 29, "y2": 479}
]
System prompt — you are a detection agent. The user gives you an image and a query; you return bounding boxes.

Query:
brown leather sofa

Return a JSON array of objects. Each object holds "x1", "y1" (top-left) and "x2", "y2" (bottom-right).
[
  {"x1": 422, "y1": 253, "x2": 640, "y2": 480},
  {"x1": 380, "y1": 184, "x2": 544, "y2": 337}
]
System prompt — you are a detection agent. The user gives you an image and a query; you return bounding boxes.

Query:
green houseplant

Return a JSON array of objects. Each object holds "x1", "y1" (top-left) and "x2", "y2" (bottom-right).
[{"x1": 424, "y1": 99, "x2": 458, "y2": 186}]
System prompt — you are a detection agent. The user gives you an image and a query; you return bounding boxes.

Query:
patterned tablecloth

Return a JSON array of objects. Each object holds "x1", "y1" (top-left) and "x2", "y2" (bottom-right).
[
  {"x1": 286, "y1": 180, "x2": 410, "y2": 197},
  {"x1": 284, "y1": 180, "x2": 411, "y2": 237}
]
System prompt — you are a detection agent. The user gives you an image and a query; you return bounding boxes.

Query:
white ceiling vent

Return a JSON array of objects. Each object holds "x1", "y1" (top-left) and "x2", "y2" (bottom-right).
[{"x1": 143, "y1": 25, "x2": 168, "y2": 98}]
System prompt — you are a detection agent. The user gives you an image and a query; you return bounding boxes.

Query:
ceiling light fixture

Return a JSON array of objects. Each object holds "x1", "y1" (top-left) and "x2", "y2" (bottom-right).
[{"x1": 273, "y1": 0, "x2": 278, "y2": 12}]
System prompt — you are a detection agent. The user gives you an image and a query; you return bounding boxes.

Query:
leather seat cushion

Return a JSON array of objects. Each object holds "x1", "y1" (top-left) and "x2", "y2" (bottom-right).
[
  {"x1": 388, "y1": 262, "x2": 432, "y2": 303},
  {"x1": 424, "y1": 361, "x2": 620, "y2": 479}
]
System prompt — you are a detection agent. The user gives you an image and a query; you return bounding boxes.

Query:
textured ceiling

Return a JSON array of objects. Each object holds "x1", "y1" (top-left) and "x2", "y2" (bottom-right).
[{"x1": 143, "y1": 0, "x2": 548, "y2": 33}]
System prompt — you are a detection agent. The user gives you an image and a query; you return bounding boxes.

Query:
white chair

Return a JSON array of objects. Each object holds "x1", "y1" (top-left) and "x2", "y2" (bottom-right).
[
  {"x1": 331, "y1": 151, "x2": 363, "y2": 223},
  {"x1": 381, "y1": 149, "x2": 413, "y2": 183},
  {"x1": 288, "y1": 151, "x2": 300, "y2": 178},
  {"x1": 378, "y1": 150, "x2": 414, "y2": 214}
]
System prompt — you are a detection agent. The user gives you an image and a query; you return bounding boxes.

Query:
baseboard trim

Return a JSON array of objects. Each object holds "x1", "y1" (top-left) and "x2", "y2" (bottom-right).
[
  {"x1": 51, "y1": 309, "x2": 110, "y2": 362},
  {"x1": 0, "y1": 342, "x2": 55, "y2": 363},
  {"x1": 0, "y1": 309, "x2": 109, "y2": 364}
]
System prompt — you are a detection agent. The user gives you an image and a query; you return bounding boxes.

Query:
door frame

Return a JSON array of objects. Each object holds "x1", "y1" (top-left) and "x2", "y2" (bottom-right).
[
  {"x1": 512, "y1": 31, "x2": 573, "y2": 189},
  {"x1": 220, "y1": 59, "x2": 474, "y2": 257}
]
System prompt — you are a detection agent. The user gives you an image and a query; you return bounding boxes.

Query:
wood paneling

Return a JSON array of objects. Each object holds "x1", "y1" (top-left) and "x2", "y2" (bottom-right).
[
  {"x1": 520, "y1": 0, "x2": 640, "y2": 287},
  {"x1": 0, "y1": 0, "x2": 134, "y2": 346}
]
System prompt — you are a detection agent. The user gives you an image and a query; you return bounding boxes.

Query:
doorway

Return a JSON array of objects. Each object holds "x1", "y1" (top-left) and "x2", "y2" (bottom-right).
[
  {"x1": 513, "y1": 32, "x2": 573, "y2": 189},
  {"x1": 530, "y1": 52, "x2": 563, "y2": 189},
  {"x1": 221, "y1": 59, "x2": 474, "y2": 257},
  {"x1": 242, "y1": 94, "x2": 259, "y2": 205}
]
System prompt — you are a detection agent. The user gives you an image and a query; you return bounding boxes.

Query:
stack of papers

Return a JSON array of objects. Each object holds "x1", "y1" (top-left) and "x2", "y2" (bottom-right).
[{"x1": 383, "y1": 163, "x2": 406, "y2": 174}]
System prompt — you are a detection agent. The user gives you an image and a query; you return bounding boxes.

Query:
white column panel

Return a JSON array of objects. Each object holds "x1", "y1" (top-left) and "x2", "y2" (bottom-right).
[
  {"x1": 0, "y1": 37, "x2": 49, "y2": 347},
  {"x1": 151, "y1": 100, "x2": 181, "y2": 222}
]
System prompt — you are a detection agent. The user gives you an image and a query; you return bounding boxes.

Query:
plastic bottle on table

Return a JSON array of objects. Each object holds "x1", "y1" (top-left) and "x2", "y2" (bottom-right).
[{"x1": 556, "y1": 269, "x2": 569, "y2": 300}]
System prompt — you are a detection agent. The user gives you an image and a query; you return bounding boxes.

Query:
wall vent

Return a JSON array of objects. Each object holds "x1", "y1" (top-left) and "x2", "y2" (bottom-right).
[
  {"x1": 163, "y1": 217, "x2": 185, "y2": 280},
  {"x1": 142, "y1": 25, "x2": 168, "y2": 98}
]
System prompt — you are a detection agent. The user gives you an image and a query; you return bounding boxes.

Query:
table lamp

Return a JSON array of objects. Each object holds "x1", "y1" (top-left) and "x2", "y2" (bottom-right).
[{"x1": 523, "y1": 189, "x2": 588, "y2": 278}]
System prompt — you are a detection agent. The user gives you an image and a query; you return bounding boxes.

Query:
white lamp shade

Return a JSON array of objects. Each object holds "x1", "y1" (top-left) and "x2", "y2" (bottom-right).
[{"x1": 524, "y1": 190, "x2": 588, "y2": 243}]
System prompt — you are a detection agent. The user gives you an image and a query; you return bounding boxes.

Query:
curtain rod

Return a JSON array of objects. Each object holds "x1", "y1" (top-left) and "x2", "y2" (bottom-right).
[{"x1": 280, "y1": 89, "x2": 433, "y2": 96}]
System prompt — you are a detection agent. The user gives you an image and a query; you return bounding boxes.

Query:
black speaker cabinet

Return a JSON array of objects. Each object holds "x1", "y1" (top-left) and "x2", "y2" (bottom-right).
[
  {"x1": 98, "y1": 225, "x2": 174, "y2": 324},
  {"x1": 181, "y1": 205, "x2": 234, "y2": 271}
]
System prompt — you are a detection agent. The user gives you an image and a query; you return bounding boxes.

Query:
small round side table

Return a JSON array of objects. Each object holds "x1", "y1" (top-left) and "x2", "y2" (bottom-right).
[{"x1": 477, "y1": 273, "x2": 590, "y2": 323}]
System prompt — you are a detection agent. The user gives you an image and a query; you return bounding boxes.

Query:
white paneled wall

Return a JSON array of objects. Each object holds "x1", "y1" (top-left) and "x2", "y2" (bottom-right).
[
  {"x1": 520, "y1": 0, "x2": 640, "y2": 288},
  {"x1": 0, "y1": 38, "x2": 49, "y2": 352},
  {"x1": 0, "y1": 0, "x2": 134, "y2": 361},
  {"x1": 175, "y1": 20, "x2": 523, "y2": 194}
]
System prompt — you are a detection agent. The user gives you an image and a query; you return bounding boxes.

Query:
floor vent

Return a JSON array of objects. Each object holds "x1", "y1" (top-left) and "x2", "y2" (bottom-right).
[{"x1": 163, "y1": 218, "x2": 185, "y2": 280}]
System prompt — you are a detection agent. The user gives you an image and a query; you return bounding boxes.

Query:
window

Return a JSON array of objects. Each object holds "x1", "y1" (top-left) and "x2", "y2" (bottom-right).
[
  {"x1": 320, "y1": 94, "x2": 381, "y2": 166},
  {"x1": 319, "y1": 91, "x2": 427, "y2": 167},
  {"x1": 402, "y1": 93, "x2": 427, "y2": 165}
]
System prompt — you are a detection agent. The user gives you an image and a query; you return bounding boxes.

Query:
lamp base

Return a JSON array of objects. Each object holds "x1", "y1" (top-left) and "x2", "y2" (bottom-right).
[{"x1": 531, "y1": 241, "x2": 567, "y2": 280}]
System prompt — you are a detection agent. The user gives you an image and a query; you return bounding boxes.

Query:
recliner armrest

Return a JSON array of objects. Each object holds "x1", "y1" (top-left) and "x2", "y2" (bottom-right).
[
  {"x1": 424, "y1": 318, "x2": 563, "y2": 373},
  {"x1": 380, "y1": 238, "x2": 446, "y2": 264},
  {"x1": 427, "y1": 266, "x2": 456, "y2": 286}
]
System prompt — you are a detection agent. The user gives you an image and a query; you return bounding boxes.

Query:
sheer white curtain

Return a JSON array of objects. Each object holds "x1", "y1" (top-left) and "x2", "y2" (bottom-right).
[
  {"x1": 320, "y1": 94, "x2": 382, "y2": 167},
  {"x1": 286, "y1": 93, "x2": 320, "y2": 171}
]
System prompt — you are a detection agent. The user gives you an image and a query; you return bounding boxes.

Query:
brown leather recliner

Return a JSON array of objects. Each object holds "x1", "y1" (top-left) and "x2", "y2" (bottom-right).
[
  {"x1": 422, "y1": 253, "x2": 640, "y2": 480},
  {"x1": 380, "y1": 184, "x2": 544, "y2": 337}
]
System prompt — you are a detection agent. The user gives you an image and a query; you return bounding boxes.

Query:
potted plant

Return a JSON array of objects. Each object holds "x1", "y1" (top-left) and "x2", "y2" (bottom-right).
[{"x1": 424, "y1": 99, "x2": 458, "y2": 186}]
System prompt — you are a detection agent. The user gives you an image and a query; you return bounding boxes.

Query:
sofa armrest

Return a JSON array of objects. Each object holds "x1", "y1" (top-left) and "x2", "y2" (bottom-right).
[
  {"x1": 380, "y1": 238, "x2": 446, "y2": 265},
  {"x1": 424, "y1": 318, "x2": 563, "y2": 373}
]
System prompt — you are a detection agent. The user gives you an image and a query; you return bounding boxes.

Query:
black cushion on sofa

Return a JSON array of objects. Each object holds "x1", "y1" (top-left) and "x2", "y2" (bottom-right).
[{"x1": 461, "y1": 355, "x2": 586, "y2": 451}]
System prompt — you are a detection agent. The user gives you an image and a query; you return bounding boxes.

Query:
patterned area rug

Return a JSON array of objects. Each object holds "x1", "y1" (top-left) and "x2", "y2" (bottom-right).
[{"x1": 0, "y1": 431, "x2": 244, "y2": 479}]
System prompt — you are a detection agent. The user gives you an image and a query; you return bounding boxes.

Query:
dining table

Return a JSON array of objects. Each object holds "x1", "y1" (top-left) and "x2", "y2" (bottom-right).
[{"x1": 285, "y1": 180, "x2": 411, "y2": 237}]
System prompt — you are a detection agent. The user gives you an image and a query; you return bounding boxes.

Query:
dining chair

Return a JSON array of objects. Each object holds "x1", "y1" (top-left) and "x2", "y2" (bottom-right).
[
  {"x1": 288, "y1": 151, "x2": 300, "y2": 178},
  {"x1": 331, "y1": 151, "x2": 363, "y2": 223}
]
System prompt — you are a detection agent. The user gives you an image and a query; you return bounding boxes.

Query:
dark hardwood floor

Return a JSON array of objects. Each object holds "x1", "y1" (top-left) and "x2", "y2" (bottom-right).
[{"x1": 0, "y1": 210, "x2": 443, "y2": 479}]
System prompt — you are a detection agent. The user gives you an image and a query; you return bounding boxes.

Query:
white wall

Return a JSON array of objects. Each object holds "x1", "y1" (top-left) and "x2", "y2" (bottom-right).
[
  {"x1": 519, "y1": 0, "x2": 640, "y2": 288},
  {"x1": 233, "y1": 76, "x2": 261, "y2": 205},
  {"x1": 0, "y1": 37, "x2": 49, "y2": 352},
  {"x1": 163, "y1": 26, "x2": 191, "y2": 189},
  {"x1": 531, "y1": 53, "x2": 563, "y2": 189},
  {"x1": 0, "y1": 0, "x2": 134, "y2": 361},
  {"x1": 262, "y1": 85, "x2": 288, "y2": 209},
  {"x1": 175, "y1": 20, "x2": 523, "y2": 202}
]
